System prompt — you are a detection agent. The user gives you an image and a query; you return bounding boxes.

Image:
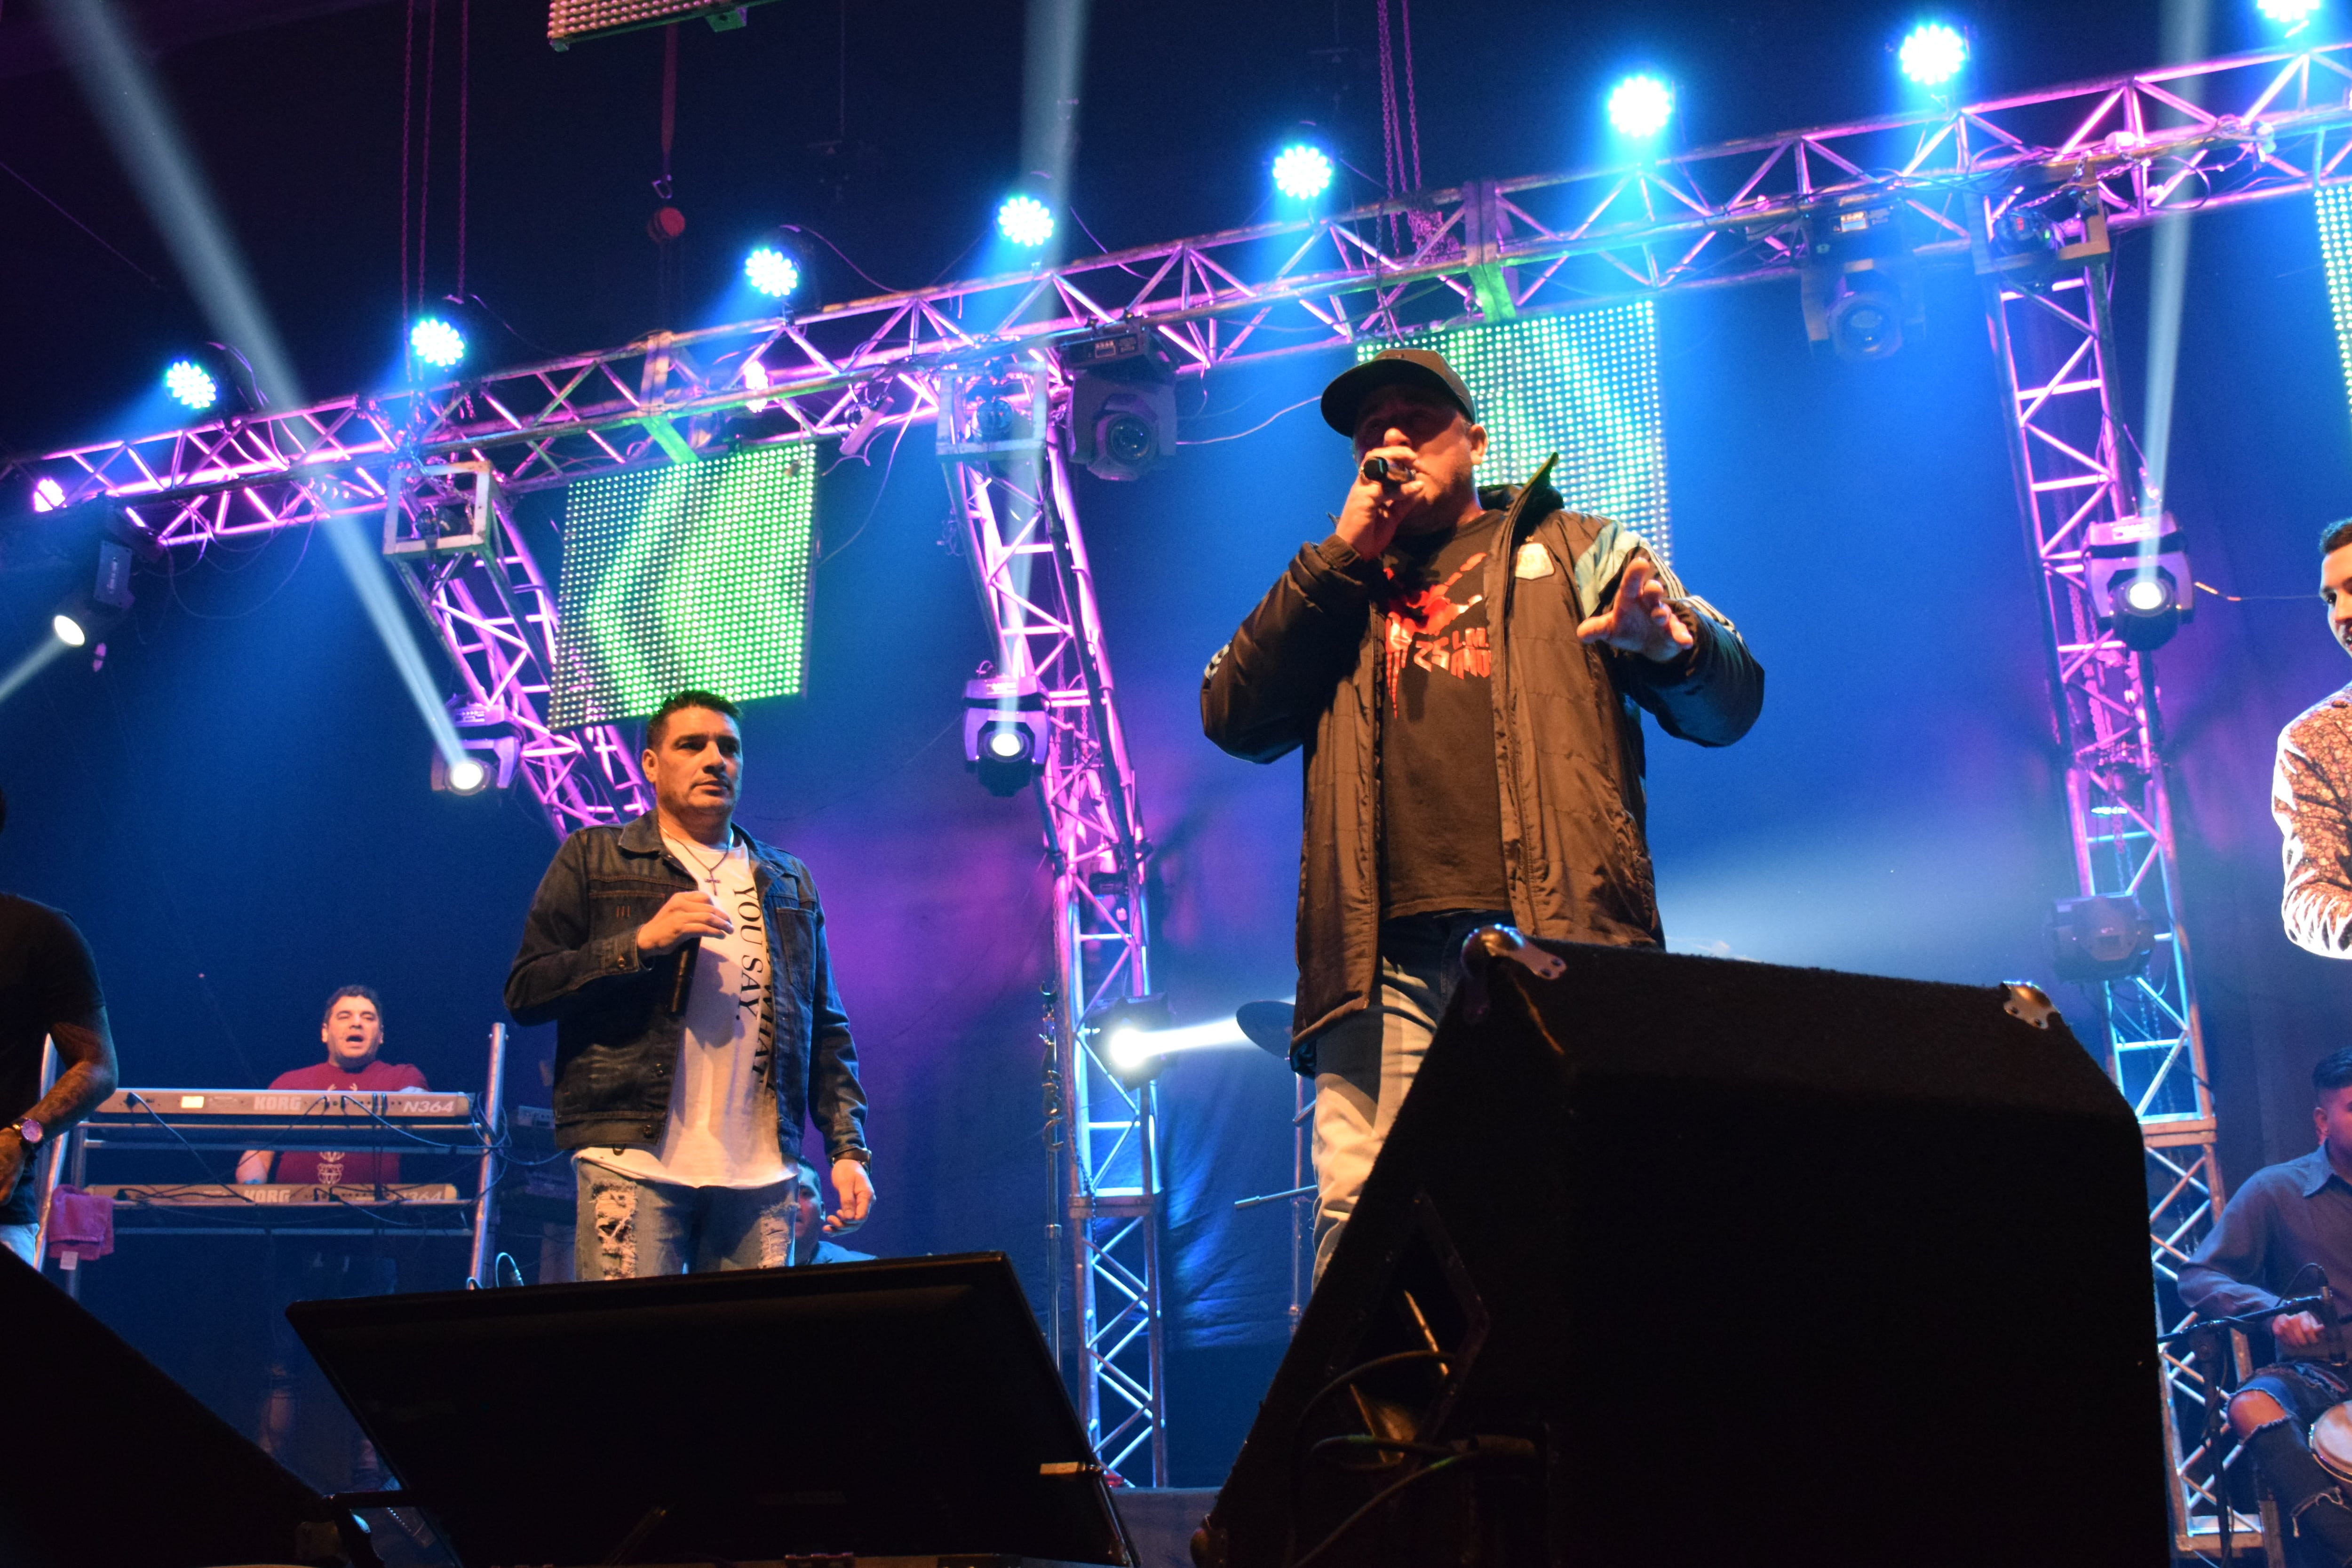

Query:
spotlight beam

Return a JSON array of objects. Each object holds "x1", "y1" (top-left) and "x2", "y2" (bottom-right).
[
  {"x1": 1018, "y1": 0, "x2": 1089, "y2": 257},
  {"x1": 2138, "y1": 0, "x2": 2205, "y2": 564},
  {"x1": 38, "y1": 0, "x2": 465, "y2": 768},
  {"x1": 0, "y1": 636, "x2": 70, "y2": 712}
]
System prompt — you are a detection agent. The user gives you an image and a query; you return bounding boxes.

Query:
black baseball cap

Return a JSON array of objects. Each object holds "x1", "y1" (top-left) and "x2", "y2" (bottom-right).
[{"x1": 1320, "y1": 348, "x2": 1477, "y2": 437}]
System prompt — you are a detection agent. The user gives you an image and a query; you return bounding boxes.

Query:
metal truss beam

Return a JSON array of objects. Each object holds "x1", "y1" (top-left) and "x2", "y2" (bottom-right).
[
  {"x1": 939, "y1": 362, "x2": 1163, "y2": 1482},
  {"x1": 16, "y1": 44, "x2": 2352, "y2": 543},
  {"x1": 1978, "y1": 211, "x2": 2229, "y2": 1553}
]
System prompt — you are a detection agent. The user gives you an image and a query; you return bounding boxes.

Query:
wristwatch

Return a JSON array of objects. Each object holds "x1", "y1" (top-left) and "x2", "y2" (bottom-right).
[{"x1": 9, "y1": 1116, "x2": 44, "y2": 1146}]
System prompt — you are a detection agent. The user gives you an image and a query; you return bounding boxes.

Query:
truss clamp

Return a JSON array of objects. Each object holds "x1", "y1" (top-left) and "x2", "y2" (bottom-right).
[{"x1": 384, "y1": 459, "x2": 500, "y2": 559}]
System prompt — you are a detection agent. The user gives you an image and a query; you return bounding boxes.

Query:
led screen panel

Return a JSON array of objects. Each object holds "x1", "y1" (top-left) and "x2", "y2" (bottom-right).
[
  {"x1": 1356, "y1": 302, "x2": 1670, "y2": 560},
  {"x1": 2319, "y1": 185, "x2": 2352, "y2": 419},
  {"x1": 550, "y1": 446, "x2": 814, "y2": 728}
]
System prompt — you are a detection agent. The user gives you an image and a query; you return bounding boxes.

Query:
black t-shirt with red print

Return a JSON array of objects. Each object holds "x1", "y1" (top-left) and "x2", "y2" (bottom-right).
[{"x1": 1378, "y1": 512, "x2": 1511, "y2": 919}]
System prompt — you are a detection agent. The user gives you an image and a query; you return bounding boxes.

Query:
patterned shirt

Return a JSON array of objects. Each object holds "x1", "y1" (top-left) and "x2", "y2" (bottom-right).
[{"x1": 2275, "y1": 684, "x2": 2352, "y2": 957}]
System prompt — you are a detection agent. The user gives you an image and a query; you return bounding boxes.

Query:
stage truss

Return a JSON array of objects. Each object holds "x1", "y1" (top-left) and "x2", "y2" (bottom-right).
[
  {"x1": 938, "y1": 362, "x2": 1164, "y2": 1481},
  {"x1": 12, "y1": 41, "x2": 2352, "y2": 1503}
]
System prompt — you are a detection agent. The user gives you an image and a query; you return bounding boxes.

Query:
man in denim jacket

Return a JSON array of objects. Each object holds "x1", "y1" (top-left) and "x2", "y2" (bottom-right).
[{"x1": 506, "y1": 690, "x2": 873, "y2": 1278}]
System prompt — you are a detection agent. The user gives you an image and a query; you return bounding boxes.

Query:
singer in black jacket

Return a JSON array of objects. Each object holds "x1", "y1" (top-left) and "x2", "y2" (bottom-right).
[
  {"x1": 2179, "y1": 1048, "x2": 2352, "y2": 1561},
  {"x1": 505, "y1": 690, "x2": 871, "y2": 1278}
]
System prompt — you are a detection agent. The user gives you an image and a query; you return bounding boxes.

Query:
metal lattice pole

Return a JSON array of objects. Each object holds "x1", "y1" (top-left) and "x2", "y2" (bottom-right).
[
  {"x1": 1978, "y1": 218, "x2": 2232, "y2": 1556},
  {"x1": 384, "y1": 459, "x2": 652, "y2": 836},
  {"x1": 938, "y1": 358, "x2": 1164, "y2": 1482}
]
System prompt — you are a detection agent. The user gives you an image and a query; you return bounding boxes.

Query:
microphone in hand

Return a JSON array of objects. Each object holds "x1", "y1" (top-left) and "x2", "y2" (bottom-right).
[{"x1": 1360, "y1": 454, "x2": 1408, "y2": 487}]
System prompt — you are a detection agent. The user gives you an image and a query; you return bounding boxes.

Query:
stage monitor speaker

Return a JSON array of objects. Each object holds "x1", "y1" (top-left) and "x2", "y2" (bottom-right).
[
  {"x1": 0, "y1": 1250, "x2": 354, "y2": 1568},
  {"x1": 1196, "y1": 937, "x2": 2166, "y2": 1568},
  {"x1": 290, "y1": 1250, "x2": 1134, "y2": 1568}
]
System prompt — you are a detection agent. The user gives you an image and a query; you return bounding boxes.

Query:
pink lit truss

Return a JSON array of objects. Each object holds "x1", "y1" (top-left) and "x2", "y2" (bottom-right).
[{"x1": 13, "y1": 43, "x2": 2352, "y2": 548}]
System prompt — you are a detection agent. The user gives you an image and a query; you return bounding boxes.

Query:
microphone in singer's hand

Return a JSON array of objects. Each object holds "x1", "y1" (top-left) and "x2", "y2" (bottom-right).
[
  {"x1": 1361, "y1": 455, "x2": 1406, "y2": 486},
  {"x1": 667, "y1": 939, "x2": 700, "y2": 1015}
]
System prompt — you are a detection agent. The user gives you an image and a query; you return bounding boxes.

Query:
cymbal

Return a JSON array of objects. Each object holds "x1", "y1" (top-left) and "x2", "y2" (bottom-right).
[{"x1": 1234, "y1": 1001, "x2": 1295, "y2": 1058}]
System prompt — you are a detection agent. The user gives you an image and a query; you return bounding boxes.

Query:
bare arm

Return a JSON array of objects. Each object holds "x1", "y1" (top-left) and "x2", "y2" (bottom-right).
[{"x1": 0, "y1": 1015, "x2": 118, "y2": 1208}]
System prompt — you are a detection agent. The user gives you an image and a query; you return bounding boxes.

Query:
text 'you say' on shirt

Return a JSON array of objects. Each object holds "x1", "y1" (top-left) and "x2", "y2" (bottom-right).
[{"x1": 582, "y1": 836, "x2": 786, "y2": 1190}]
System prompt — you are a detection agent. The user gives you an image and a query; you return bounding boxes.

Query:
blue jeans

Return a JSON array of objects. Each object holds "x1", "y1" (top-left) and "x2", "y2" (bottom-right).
[
  {"x1": 1309, "y1": 910, "x2": 1506, "y2": 1283},
  {"x1": 573, "y1": 1160, "x2": 800, "y2": 1279}
]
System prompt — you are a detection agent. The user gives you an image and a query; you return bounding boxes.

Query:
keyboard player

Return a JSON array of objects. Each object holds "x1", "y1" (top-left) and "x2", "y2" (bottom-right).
[
  {"x1": 235, "y1": 985, "x2": 428, "y2": 1188},
  {"x1": 236, "y1": 983, "x2": 425, "y2": 1488}
]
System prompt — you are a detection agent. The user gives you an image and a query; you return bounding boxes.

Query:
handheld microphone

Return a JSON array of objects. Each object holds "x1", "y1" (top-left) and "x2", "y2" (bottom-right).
[
  {"x1": 1360, "y1": 455, "x2": 1406, "y2": 486},
  {"x1": 667, "y1": 941, "x2": 699, "y2": 1015}
]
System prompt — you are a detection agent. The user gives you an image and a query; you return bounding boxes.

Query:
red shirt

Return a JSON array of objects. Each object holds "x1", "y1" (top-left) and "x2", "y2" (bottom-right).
[{"x1": 267, "y1": 1058, "x2": 430, "y2": 1187}]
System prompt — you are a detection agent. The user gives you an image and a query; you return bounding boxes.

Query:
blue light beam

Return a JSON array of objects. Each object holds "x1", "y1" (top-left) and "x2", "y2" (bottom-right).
[{"x1": 40, "y1": 0, "x2": 465, "y2": 767}]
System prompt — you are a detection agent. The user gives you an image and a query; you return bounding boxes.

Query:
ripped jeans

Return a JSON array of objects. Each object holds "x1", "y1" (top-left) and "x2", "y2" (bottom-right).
[
  {"x1": 2238, "y1": 1359, "x2": 2352, "y2": 1566},
  {"x1": 573, "y1": 1160, "x2": 800, "y2": 1279}
]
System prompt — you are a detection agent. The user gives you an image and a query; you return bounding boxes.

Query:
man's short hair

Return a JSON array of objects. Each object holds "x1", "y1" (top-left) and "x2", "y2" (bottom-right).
[
  {"x1": 644, "y1": 690, "x2": 742, "y2": 751},
  {"x1": 2316, "y1": 1048, "x2": 2352, "y2": 1097},
  {"x1": 2322, "y1": 519, "x2": 2352, "y2": 557},
  {"x1": 322, "y1": 984, "x2": 382, "y2": 1026}
]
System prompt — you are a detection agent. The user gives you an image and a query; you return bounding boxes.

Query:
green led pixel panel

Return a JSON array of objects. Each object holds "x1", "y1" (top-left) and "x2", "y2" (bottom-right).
[
  {"x1": 1357, "y1": 303, "x2": 1669, "y2": 560},
  {"x1": 550, "y1": 445, "x2": 815, "y2": 728},
  {"x1": 2320, "y1": 186, "x2": 2352, "y2": 425}
]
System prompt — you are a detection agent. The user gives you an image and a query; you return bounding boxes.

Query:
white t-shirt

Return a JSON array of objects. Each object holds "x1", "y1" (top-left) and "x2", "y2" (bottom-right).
[{"x1": 579, "y1": 833, "x2": 787, "y2": 1189}]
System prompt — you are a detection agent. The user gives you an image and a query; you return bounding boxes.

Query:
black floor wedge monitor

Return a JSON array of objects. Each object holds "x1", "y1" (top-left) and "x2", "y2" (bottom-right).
[{"x1": 290, "y1": 1251, "x2": 1133, "y2": 1568}]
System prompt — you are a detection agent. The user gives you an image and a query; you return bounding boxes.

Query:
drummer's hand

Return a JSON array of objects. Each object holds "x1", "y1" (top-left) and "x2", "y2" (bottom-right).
[{"x1": 2275, "y1": 1310, "x2": 2327, "y2": 1348}]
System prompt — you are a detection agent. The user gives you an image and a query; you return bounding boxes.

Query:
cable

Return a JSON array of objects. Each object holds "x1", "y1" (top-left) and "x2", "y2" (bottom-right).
[
  {"x1": 2196, "y1": 581, "x2": 2310, "y2": 603},
  {"x1": 783, "y1": 223, "x2": 905, "y2": 296},
  {"x1": 1294, "y1": 1350, "x2": 1453, "y2": 1434},
  {"x1": 0, "y1": 155, "x2": 159, "y2": 287},
  {"x1": 815, "y1": 414, "x2": 912, "y2": 561},
  {"x1": 1178, "y1": 395, "x2": 1321, "y2": 446},
  {"x1": 1287, "y1": 1454, "x2": 1464, "y2": 1568}
]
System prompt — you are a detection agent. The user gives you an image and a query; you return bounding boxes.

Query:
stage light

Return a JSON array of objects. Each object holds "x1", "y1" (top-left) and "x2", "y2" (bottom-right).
[
  {"x1": 744, "y1": 245, "x2": 800, "y2": 299},
  {"x1": 164, "y1": 358, "x2": 218, "y2": 412},
  {"x1": 410, "y1": 316, "x2": 467, "y2": 370},
  {"x1": 1090, "y1": 993, "x2": 1175, "y2": 1089},
  {"x1": 997, "y1": 194, "x2": 1055, "y2": 249},
  {"x1": 741, "y1": 357, "x2": 775, "y2": 414},
  {"x1": 2047, "y1": 895, "x2": 2157, "y2": 982},
  {"x1": 31, "y1": 478, "x2": 66, "y2": 513},
  {"x1": 2257, "y1": 0, "x2": 2323, "y2": 32},
  {"x1": 1799, "y1": 196, "x2": 1926, "y2": 363},
  {"x1": 1606, "y1": 75, "x2": 1673, "y2": 140},
  {"x1": 1272, "y1": 144, "x2": 1334, "y2": 201},
  {"x1": 431, "y1": 698, "x2": 522, "y2": 796},
  {"x1": 962, "y1": 666, "x2": 1047, "y2": 796},
  {"x1": 1899, "y1": 23, "x2": 1967, "y2": 87},
  {"x1": 2086, "y1": 513, "x2": 2193, "y2": 652},
  {"x1": 1061, "y1": 329, "x2": 1177, "y2": 482},
  {"x1": 50, "y1": 613, "x2": 86, "y2": 648}
]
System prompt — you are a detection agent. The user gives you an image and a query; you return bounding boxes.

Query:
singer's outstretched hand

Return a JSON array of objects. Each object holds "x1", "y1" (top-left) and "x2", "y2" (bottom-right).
[
  {"x1": 2274, "y1": 1309, "x2": 2328, "y2": 1349},
  {"x1": 1577, "y1": 555, "x2": 1696, "y2": 663},
  {"x1": 636, "y1": 890, "x2": 732, "y2": 955}
]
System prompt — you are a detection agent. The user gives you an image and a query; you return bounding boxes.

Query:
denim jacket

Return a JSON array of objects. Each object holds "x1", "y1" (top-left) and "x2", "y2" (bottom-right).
[{"x1": 504, "y1": 812, "x2": 868, "y2": 1165}]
